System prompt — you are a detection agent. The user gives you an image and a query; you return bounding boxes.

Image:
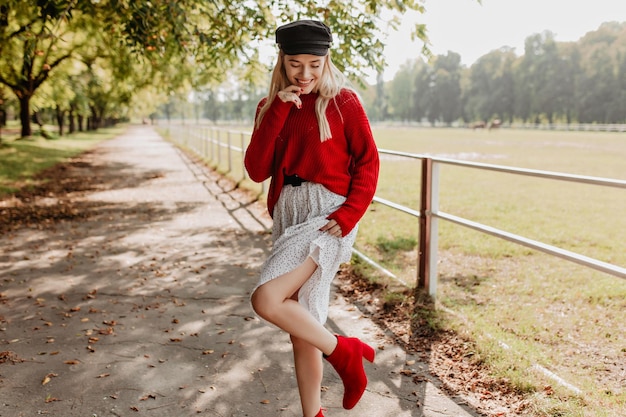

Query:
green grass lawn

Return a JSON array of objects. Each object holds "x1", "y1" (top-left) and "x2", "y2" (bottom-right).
[
  {"x1": 0, "y1": 125, "x2": 126, "y2": 196},
  {"x1": 360, "y1": 126, "x2": 626, "y2": 417}
]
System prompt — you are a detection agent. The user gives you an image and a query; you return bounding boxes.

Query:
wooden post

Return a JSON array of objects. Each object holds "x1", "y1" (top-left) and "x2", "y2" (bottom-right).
[{"x1": 418, "y1": 158, "x2": 432, "y2": 290}]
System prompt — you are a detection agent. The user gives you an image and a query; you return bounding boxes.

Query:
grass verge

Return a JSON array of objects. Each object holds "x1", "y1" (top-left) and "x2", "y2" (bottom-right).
[{"x1": 0, "y1": 126, "x2": 125, "y2": 197}]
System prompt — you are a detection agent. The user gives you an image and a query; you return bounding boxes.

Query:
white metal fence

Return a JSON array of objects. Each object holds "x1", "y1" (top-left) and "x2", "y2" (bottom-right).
[{"x1": 165, "y1": 124, "x2": 626, "y2": 298}]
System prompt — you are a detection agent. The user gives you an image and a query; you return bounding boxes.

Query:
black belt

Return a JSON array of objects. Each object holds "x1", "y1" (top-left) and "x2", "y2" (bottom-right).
[{"x1": 284, "y1": 174, "x2": 307, "y2": 187}]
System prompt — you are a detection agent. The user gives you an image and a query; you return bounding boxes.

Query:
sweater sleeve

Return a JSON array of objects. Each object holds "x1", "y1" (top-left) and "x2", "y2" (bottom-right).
[
  {"x1": 327, "y1": 92, "x2": 380, "y2": 236},
  {"x1": 244, "y1": 97, "x2": 292, "y2": 182}
]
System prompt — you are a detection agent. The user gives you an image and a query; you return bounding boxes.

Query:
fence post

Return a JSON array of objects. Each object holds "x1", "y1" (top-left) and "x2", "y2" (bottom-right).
[
  {"x1": 418, "y1": 158, "x2": 439, "y2": 298},
  {"x1": 241, "y1": 132, "x2": 247, "y2": 180},
  {"x1": 227, "y1": 131, "x2": 232, "y2": 173},
  {"x1": 209, "y1": 128, "x2": 215, "y2": 162},
  {"x1": 217, "y1": 130, "x2": 221, "y2": 168},
  {"x1": 203, "y1": 127, "x2": 207, "y2": 158}
]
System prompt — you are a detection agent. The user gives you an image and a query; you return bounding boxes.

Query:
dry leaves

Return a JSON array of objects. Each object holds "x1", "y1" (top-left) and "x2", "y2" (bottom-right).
[
  {"x1": 44, "y1": 394, "x2": 61, "y2": 403},
  {"x1": 41, "y1": 373, "x2": 58, "y2": 385},
  {"x1": 336, "y1": 266, "x2": 533, "y2": 416},
  {"x1": 0, "y1": 351, "x2": 24, "y2": 364}
]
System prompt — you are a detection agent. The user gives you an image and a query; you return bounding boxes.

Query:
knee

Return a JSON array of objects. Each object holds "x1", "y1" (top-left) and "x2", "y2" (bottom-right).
[
  {"x1": 290, "y1": 334, "x2": 307, "y2": 349},
  {"x1": 251, "y1": 285, "x2": 278, "y2": 321}
]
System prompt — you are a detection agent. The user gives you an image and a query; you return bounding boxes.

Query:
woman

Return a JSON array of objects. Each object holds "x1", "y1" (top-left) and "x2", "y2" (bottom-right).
[{"x1": 244, "y1": 19, "x2": 380, "y2": 417}]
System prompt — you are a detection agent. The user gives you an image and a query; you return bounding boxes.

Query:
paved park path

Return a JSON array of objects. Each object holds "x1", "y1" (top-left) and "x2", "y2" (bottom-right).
[{"x1": 0, "y1": 126, "x2": 477, "y2": 417}]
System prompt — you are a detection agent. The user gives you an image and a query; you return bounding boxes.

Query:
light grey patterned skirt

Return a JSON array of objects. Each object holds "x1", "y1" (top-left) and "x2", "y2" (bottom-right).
[{"x1": 253, "y1": 182, "x2": 357, "y2": 325}]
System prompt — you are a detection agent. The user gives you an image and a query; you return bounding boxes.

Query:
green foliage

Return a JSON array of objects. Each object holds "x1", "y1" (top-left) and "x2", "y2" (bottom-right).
[{"x1": 0, "y1": 0, "x2": 431, "y2": 137}]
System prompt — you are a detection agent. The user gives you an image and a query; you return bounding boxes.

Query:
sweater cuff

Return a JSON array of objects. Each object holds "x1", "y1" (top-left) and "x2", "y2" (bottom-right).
[{"x1": 327, "y1": 211, "x2": 357, "y2": 237}]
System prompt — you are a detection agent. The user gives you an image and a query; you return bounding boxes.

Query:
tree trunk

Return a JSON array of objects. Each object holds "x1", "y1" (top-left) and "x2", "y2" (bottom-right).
[
  {"x1": 19, "y1": 94, "x2": 32, "y2": 137},
  {"x1": 56, "y1": 106, "x2": 65, "y2": 136},
  {"x1": 0, "y1": 107, "x2": 5, "y2": 144},
  {"x1": 68, "y1": 107, "x2": 76, "y2": 134},
  {"x1": 77, "y1": 115, "x2": 84, "y2": 131},
  {"x1": 89, "y1": 106, "x2": 99, "y2": 130}
]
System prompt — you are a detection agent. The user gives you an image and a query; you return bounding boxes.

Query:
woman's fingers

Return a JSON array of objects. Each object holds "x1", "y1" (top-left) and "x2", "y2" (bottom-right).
[
  {"x1": 320, "y1": 220, "x2": 342, "y2": 237},
  {"x1": 277, "y1": 85, "x2": 304, "y2": 108}
]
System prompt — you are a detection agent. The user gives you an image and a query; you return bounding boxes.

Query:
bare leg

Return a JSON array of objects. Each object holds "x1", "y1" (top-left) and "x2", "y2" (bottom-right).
[
  {"x1": 291, "y1": 333, "x2": 323, "y2": 417},
  {"x1": 288, "y1": 286, "x2": 324, "y2": 417},
  {"x1": 251, "y1": 256, "x2": 337, "y2": 355}
]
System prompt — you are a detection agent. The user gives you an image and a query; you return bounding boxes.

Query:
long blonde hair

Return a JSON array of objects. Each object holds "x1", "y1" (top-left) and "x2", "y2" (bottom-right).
[{"x1": 254, "y1": 51, "x2": 351, "y2": 142}]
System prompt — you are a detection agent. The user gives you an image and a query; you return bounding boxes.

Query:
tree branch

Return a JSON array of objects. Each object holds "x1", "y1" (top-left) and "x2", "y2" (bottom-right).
[
  {"x1": 34, "y1": 52, "x2": 73, "y2": 89},
  {"x1": 0, "y1": 73, "x2": 20, "y2": 92}
]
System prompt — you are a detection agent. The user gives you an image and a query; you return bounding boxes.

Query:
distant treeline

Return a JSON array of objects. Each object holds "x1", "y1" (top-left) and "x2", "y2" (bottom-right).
[{"x1": 361, "y1": 21, "x2": 626, "y2": 126}]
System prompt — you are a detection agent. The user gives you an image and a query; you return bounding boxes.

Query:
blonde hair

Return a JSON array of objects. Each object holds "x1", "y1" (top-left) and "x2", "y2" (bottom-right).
[{"x1": 254, "y1": 51, "x2": 351, "y2": 142}]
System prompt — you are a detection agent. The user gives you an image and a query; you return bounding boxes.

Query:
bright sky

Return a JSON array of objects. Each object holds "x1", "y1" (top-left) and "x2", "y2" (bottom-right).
[{"x1": 379, "y1": 0, "x2": 626, "y2": 80}]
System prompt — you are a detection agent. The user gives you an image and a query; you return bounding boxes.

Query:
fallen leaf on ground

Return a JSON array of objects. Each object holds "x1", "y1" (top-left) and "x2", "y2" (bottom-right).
[
  {"x1": 98, "y1": 327, "x2": 114, "y2": 335},
  {"x1": 42, "y1": 373, "x2": 58, "y2": 385}
]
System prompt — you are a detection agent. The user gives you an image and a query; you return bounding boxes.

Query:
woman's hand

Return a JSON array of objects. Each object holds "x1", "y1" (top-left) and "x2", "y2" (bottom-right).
[
  {"x1": 277, "y1": 85, "x2": 303, "y2": 109},
  {"x1": 320, "y1": 219, "x2": 342, "y2": 237}
]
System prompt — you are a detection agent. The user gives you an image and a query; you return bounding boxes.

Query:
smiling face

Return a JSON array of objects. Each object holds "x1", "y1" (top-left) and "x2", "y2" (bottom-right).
[{"x1": 283, "y1": 54, "x2": 326, "y2": 94}]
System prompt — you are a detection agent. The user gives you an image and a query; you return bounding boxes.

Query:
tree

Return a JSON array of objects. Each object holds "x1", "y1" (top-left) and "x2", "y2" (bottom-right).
[
  {"x1": 0, "y1": 2, "x2": 78, "y2": 136},
  {"x1": 465, "y1": 47, "x2": 517, "y2": 124},
  {"x1": 616, "y1": 53, "x2": 626, "y2": 123},
  {"x1": 577, "y1": 48, "x2": 617, "y2": 123},
  {"x1": 551, "y1": 43, "x2": 580, "y2": 124},
  {"x1": 412, "y1": 60, "x2": 433, "y2": 123},
  {"x1": 576, "y1": 22, "x2": 626, "y2": 123},
  {"x1": 388, "y1": 60, "x2": 420, "y2": 122},
  {"x1": 0, "y1": 86, "x2": 6, "y2": 144},
  {"x1": 430, "y1": 52, "x2": 463, "y2": 125}
]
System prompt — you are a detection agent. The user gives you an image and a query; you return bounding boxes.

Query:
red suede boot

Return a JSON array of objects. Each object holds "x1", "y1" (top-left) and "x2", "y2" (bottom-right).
[{"x1": 324, "y1": 335, "x2": 375, "y2": 409}]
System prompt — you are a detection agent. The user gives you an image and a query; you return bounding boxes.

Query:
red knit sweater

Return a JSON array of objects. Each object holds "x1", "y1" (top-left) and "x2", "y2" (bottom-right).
[{"x1": 244, "y1": 89, "x2": 379, "y2": 236}]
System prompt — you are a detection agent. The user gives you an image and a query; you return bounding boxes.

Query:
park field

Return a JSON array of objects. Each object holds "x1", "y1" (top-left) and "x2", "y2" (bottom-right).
[
  {"x1": 164, "y1": 123, "x2": 626, "y2": 416},
  {"x1": 361, "y1": 125, "x2": 626, "y2": 272}
]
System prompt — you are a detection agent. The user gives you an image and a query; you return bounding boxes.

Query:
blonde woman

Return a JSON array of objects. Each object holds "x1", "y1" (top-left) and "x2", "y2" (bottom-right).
[{"x1": 244, "y1": 20, "x2": 379, "y2": 417}]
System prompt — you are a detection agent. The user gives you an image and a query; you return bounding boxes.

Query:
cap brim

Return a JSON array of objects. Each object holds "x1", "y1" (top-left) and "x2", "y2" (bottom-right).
[{"x1": 280, "y1": 45, "x2": 329, "y2": 56}]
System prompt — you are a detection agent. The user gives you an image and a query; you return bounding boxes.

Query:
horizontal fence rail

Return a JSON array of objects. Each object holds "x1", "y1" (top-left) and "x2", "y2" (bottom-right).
[{"x1": 165, "y1": 124, "x2": 626, "y2": 298}]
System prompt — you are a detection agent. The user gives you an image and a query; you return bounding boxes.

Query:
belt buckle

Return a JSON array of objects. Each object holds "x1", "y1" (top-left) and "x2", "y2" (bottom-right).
[{"x1": 285, "y1": 174, "x2": 305, "y2": 187}]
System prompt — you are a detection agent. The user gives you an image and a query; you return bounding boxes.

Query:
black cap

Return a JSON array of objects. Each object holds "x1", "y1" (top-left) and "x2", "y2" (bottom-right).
[{"x1": 275, "y1": 20, "x2": 332, "y2": 56}]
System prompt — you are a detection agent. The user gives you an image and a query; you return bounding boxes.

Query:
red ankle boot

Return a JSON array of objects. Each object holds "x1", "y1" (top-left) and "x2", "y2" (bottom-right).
[{"x1": 324, "y1": 335, "x2": 375, "y2": 409}]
